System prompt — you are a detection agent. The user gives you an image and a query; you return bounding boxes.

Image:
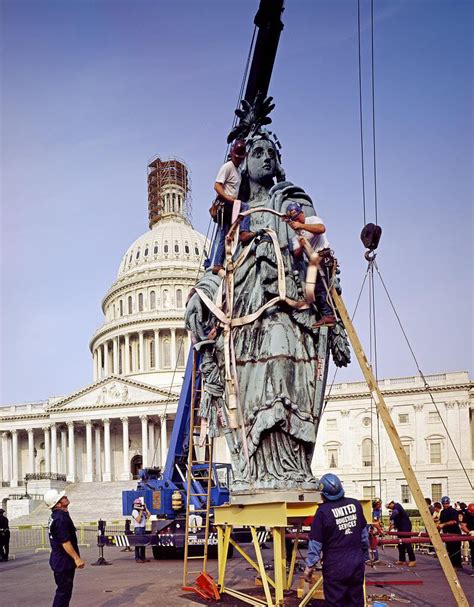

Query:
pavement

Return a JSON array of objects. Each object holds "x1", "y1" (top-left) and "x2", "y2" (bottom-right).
[{"x1": 0, "y1": 544, "x2": 473, "y2": 606}]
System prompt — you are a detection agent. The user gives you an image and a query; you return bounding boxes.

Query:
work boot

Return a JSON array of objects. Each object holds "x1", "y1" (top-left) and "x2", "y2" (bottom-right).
[
  {"x1": 407, "y1": 561, "x2": 416, "y2": 567},
  {"x1": 312, "y1": 315, "x2": 337, "y2": 328},
  {"x1": 394, "y1": 560, "x2": 406, "y2": 565}
]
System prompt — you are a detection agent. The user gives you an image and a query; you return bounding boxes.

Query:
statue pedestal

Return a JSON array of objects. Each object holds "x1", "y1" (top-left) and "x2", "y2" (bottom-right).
[
  {"x1": 214, "y1": 494, "x2": 323, "y2": 607},
  {"x1": 230, "y1": 489, "x2": 322, "y2": 506}
]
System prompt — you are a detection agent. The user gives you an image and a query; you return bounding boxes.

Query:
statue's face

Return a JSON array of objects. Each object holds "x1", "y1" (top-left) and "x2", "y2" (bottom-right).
[{"x1": 247, "y1": 139, "x2": 277, "y2": 183}]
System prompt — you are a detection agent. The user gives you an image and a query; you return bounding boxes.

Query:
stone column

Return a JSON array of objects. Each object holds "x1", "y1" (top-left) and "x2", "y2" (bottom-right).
[
  {"x1": 95, "y1": 424, "x2": 102, "y2": 480},
  {"x1": 121, "y1": 417, "x2": 132, "y2": 480},
  {"x1": 340, "y1": 409, "x2": 351, "y2": 468},
  {"x1": 139, "y1": 331, "x2": 145, "y2": 371},
  {"x1": 60, "y1": 427, "x2": 67, "y2": 474},
  {"x1": 414, "y1": 404, "x2": 424, "y2": 464},
  {"x1": 171, "y1": 328, "x2": 176, "y2": 368},
  {"x1": 102, "y1": 418, "x2": 112, "y2": 482},
  {"x1": 84, "y1": 421, "x2": 93, "y2": 482},
  {"x1": 67, "y1": 421, "x2": 76, "y2": 482},
  {"x1": 160, "y1": 415, "x2": 168, "y2": 467},
  {"x1": 97, "y1": 346, "x2": 103, "y2": 380},
  {"x1": 50, "y1": 424, "x2": 57, "y2": 474},
  {"x1": 113, "y1": 337, "x2": 119, "y2": 374},
  {"x1": 141, "y1": 415, "x2": 148, "y2": 469},
  {"x1": 27, "y1": 428, "x2": 35, "y2": 474},
  {"x1": 93, "y1": 350, "x2": 98, "y2": 382},
  {"x1": 104, "y1": 341, "x2": 109, "y2": 377},
  {"x1": 148, "y1": 420, "x2": 155, "y2": 466},
  {"x1": 125, "y1": 334, "x2": 130, "y2": 374},
  {"x1": 1, "y1": 433, "x2": 10, "y2": 482},
  {"x1": 154, "y1": 329, "x2": 160, "y2": 370},
  {"x1": 11, "y1": 430, "x2": 19, "y2": 487},
  {"x1": 43, "y1": 425, "x2": 51, "y2": 474},
  {"x1": 458, "y1": 401, "x2": 471, "y2": 461},
  {"x1": 445, "y1": 401, "x2": 458, "y2": 463}
]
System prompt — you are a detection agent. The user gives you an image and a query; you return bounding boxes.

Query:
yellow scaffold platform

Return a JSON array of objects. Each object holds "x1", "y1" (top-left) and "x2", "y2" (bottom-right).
[{"x1": 215, "y1": 494, "x2": 371, "y2": 607}]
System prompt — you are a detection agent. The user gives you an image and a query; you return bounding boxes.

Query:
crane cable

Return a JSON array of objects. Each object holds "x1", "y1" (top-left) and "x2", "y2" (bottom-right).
[
  {"x1": 356, "y1": 0, "x2": 472, "y2": 493},
  {"x1": 357, "y1": 0, "x2": 367, "y2": 227},
  {"x1": 370, "y1": 0, "x2": 379, "y2": 226},
  {"x1": 225, "y1": 24, "x2": 258, "y2": 163},
  {"x1": 357, "y1": 0, "x2": 383, "y2": 501}
]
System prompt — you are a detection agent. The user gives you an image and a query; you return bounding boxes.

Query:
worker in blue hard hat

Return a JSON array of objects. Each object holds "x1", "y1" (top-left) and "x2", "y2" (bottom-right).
[
  {"x1": 437, "y1": 495, "x2": 463, "y2": 569},
  {"x1": 304, "y1": 473, "x2": 369, "y2": 606},
  {"x1": 285, "y1": 202, "x2": 336, "y2": 328}
]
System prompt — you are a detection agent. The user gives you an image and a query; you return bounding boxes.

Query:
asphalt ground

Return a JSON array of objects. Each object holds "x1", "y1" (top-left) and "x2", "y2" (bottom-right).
[{"x1": 0, "y1": 543, "x2": 473, "y2": 606}]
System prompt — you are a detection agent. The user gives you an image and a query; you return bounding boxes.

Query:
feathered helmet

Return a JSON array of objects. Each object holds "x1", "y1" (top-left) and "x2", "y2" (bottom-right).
[{"x1": 227, "y1": 93, "x2": 285, "y2": 183}]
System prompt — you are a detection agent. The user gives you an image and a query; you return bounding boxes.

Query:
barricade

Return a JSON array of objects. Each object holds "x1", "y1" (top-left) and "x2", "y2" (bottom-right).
[
  {"x1": 8, "y1": 519, "x2": 129, "y2": 555},
  {"x1": 8, "y1": 525, "x2": 49, "y2": 553}
]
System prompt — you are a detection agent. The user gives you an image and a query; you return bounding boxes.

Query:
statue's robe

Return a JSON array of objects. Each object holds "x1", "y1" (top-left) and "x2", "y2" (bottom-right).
[{"x1": 220, "y1": 182, "x2": 324, "y2": 489}]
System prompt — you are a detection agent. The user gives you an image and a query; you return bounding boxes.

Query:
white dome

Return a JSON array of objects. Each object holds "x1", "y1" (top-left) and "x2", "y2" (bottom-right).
[{"x1": 118, "y1": 215, "x2": 208, "y2": 278}]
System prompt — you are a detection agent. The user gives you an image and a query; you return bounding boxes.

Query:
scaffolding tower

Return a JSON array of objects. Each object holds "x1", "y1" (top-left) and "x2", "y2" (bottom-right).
[{"x1": 147, "y1": 156, "x2": 192, "y2": 227}]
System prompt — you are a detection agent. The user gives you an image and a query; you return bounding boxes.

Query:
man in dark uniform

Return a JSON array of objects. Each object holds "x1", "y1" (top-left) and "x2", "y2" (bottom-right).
[
  {"x1": 44, "y1": 489, "x2": 85, "y2": 606},
  {"x1": 438, "y1": 495, "x2": 462, "y2": 569},
  {"x1": 386, "y1": 499, "x2": 416, "y2": 566},
  {"x1": 304, "y1": 473, "x2": 369, "y2": 606},
  {"x1": 460, "y1": 503, "x2": 474, "y2": 575},
  {"x1": 0, "y1": 508, "x2": 10, "y2": 562}
]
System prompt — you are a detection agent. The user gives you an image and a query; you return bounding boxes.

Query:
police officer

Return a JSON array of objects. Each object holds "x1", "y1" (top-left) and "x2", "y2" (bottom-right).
[
  {"x1": 437, "y1": 495, "x2": 462, "y2": 569},
  {"x1": 304, "y1": 473, "x2": 369, "y2": 606},
  {"x1": 44, "y1": 489, "x2": 85, "y2": 607},
  {"x1": 0, "y1": 508, "x2": 10, "y2": 562}
]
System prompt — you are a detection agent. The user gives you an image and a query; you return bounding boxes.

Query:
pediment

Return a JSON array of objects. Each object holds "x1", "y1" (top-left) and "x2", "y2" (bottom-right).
[{"x1": 47, "y1": 376, "x2": 176, "y2": 412}]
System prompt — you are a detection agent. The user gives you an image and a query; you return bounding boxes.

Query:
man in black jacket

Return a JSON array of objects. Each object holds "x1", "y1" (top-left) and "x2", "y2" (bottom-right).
[
  {"x1": 45, "y1": 489, "x2": 85, "y2": 607},
  {"x1": 386, "y1": 500, "x2": 416, "y2": 567},
  {"x1": 438, "y1": 495, "x2": 462, "y2": 569},
  {"x1": 0, "y1": 508, "x2": 10, "y2": 562}
]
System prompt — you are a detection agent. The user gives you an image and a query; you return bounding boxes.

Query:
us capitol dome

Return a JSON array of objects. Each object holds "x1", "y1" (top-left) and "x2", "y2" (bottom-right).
[{"x1": 89, "y1": 156, "x2": 208, "y2": 389}]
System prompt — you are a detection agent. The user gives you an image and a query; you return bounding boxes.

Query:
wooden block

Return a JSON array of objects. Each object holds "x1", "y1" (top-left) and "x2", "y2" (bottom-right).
[{"x1": 296, "y1": 574, "x2": 324, "y2": 599}]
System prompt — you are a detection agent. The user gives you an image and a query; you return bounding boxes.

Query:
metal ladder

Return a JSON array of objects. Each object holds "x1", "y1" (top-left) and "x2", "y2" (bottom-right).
[{"x1": 182, "y1": 351, "x2": 215, "y2": 589}]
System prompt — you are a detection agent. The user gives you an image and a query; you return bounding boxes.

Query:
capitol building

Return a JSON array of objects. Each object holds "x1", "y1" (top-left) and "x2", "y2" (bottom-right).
[{"x1": 1, "y1": 156, "x2": 473, "y2": 520}]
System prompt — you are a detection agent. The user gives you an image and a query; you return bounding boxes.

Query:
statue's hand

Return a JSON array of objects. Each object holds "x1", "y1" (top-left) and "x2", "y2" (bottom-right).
[{"x1": 185, "y1": 292, "x2": 209, "y2": 343}]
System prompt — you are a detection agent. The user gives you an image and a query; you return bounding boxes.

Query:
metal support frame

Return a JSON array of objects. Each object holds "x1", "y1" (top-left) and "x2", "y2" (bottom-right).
[
  {"x1": 215, "y1": 498, "x2": 323, "y2": 607},
  {"x1": 331, "y1": 288, "x2": 469, "y2": 607}
]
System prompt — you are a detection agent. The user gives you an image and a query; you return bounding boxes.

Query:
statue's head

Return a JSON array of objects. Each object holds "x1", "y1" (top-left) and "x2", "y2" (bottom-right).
[
  {"x1": 238, "y1": 135, "x2": 285, "y2": 199},
  {"x1": 228, "y1": 95, "x2": 286, "y2": 198},
  {"x1": 246, "y1": 137, "x2": 278, "y2": 183}
]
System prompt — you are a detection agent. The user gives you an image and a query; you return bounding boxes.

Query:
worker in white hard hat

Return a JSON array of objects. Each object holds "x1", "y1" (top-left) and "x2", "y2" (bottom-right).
[{"x1": 44, "y1": 489, "x2": 85, "y2": 606}]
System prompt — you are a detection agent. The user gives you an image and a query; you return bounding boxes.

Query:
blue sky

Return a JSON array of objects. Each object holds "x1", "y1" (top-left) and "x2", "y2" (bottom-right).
[{"x1": 1, "y1": 0, "x2": 472, "y2": 404}]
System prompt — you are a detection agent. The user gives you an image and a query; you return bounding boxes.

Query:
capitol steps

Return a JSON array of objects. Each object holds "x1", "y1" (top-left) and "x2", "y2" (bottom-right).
[{"x1": 11, "y1": 480, "x2": 135, "y2": 526}]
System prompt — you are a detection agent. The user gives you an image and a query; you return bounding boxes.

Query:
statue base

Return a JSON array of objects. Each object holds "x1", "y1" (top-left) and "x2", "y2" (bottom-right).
[
  {"x1": 214, "y1": 495, "x2": 323, "y2": 606},
  {"x1": 230, "y1": 489, "x2": 322, "y2": 506}
]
